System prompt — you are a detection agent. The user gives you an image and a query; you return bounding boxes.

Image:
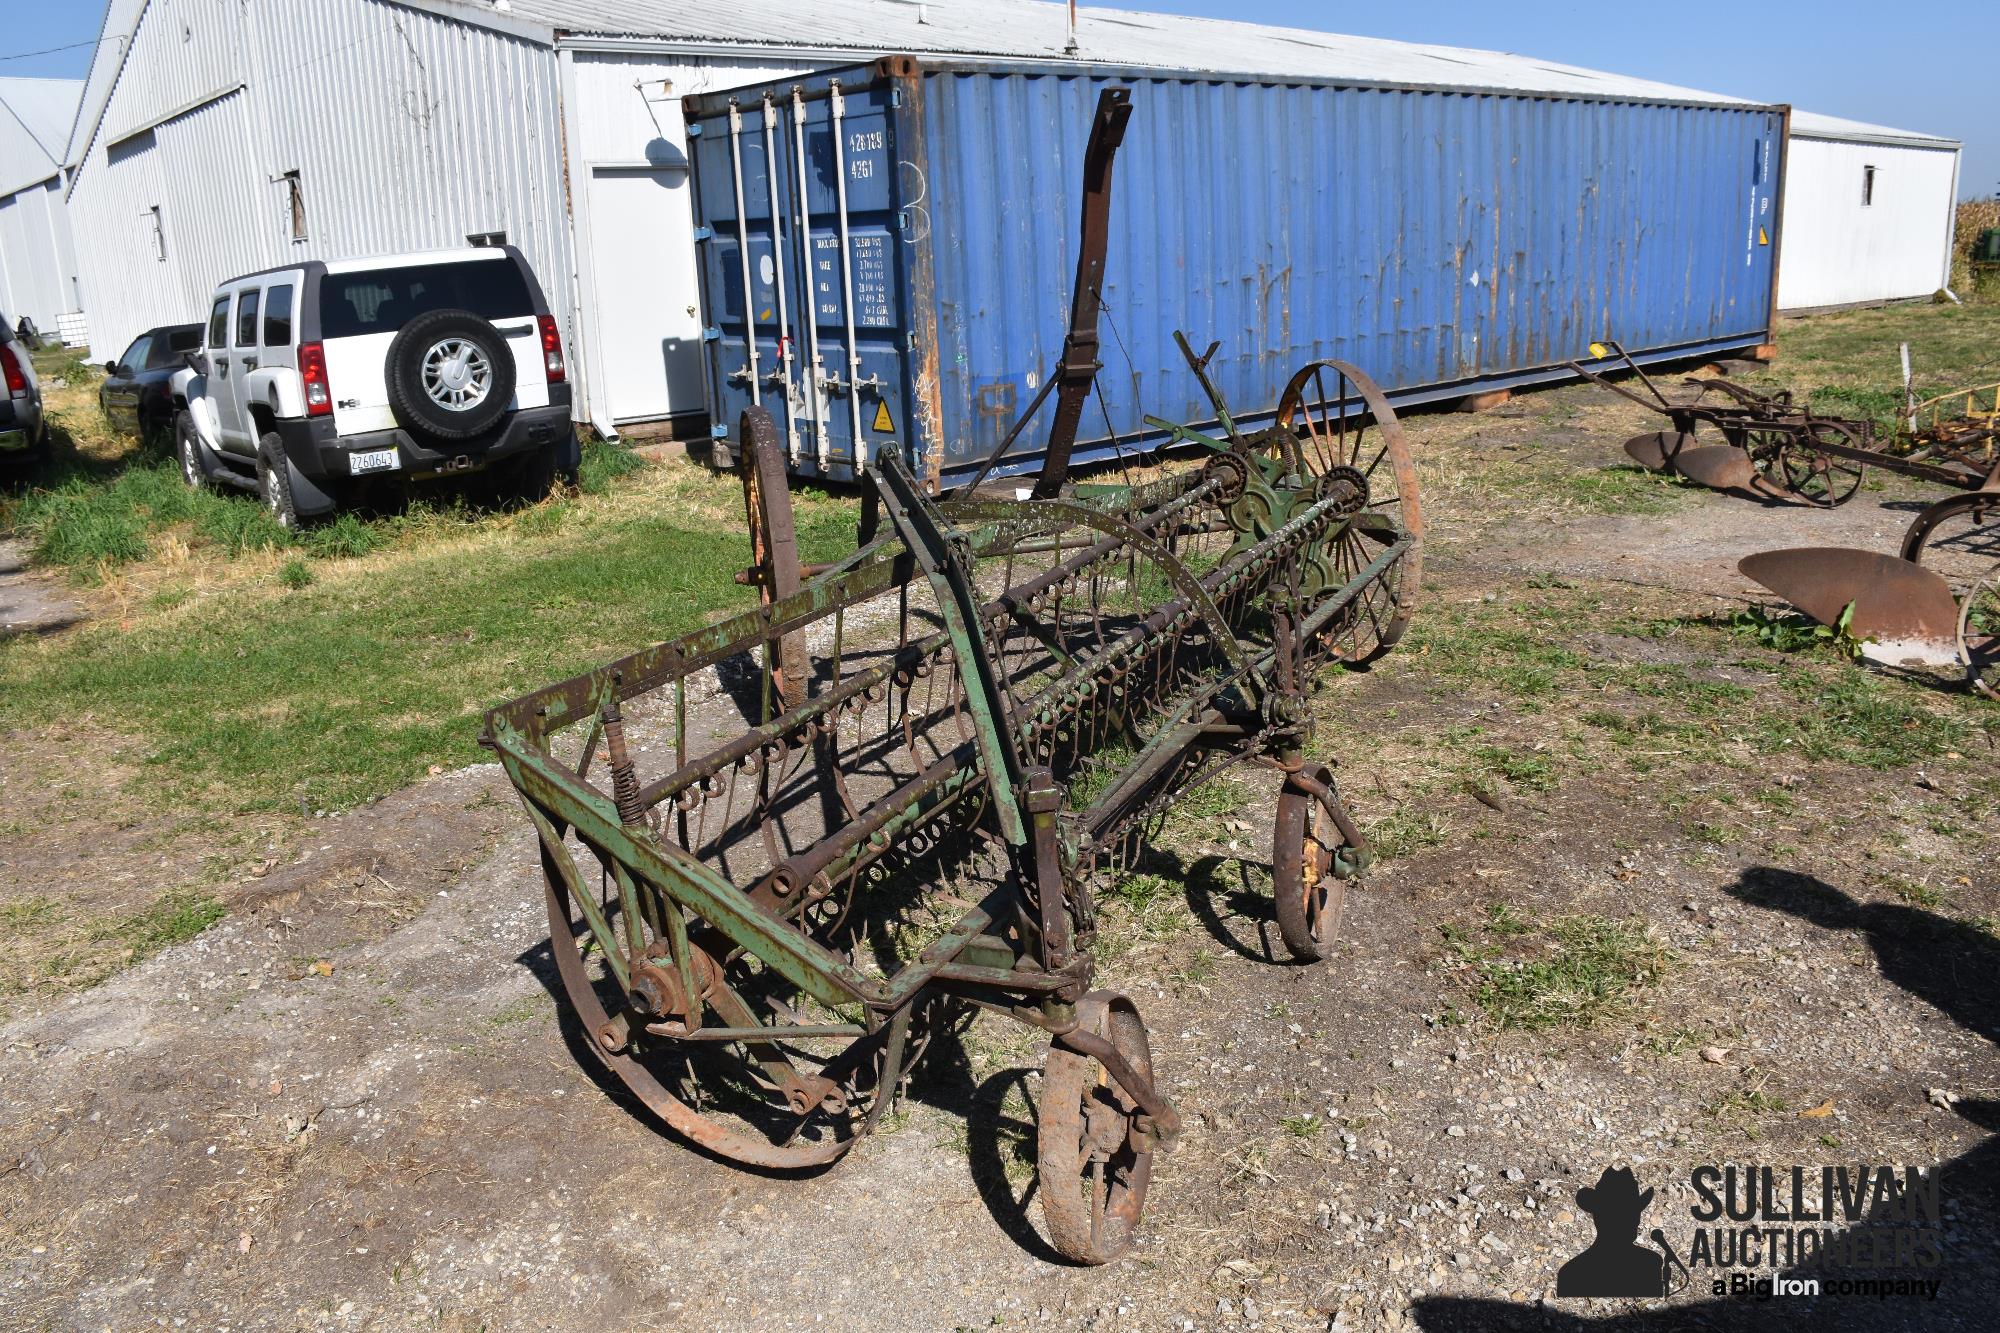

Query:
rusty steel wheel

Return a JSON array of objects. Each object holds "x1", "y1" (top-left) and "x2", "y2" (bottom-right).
[
  {"x1": 1760, "y1": 422, "x2": 1866, "y2": 508},
  {"x1": 1900, "y1": 491, "x2": 2000, "y2": 567},
  {"x1": 740, "y1": 405, "x2": 811, "y2": 712},
  {"x1": 1960, "y1": 562, "x2": 2000, "y2": 701},
  {"x1": 1271, "y1": 762, "x2": 1350, "y2": 962},
  {"x1": 1039, "y1": 993, "x2": 1155, "y2": 1265},
  {"x1": 539, "y1": 837, "x2": 882, "y2": 1171},
  {"x1": 1276, "y1": 360, "x2": 1424, "y2": 662}
]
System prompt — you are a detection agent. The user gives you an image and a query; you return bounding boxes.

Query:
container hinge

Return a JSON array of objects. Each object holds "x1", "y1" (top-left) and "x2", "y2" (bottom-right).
[{"x1": 692, "y1": 225, "x2": 713, "y2": 242}]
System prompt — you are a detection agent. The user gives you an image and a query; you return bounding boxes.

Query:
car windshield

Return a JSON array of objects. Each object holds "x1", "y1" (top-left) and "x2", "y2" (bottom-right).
[{"x1": 319, "y1": 259, "x2": 533, "y2": 339}]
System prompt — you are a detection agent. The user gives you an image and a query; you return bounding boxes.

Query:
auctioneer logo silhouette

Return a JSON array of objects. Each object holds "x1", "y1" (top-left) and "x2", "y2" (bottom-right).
[{"x1": 1556, "y1": 1166, "x2": 1685, "y2": 1298}]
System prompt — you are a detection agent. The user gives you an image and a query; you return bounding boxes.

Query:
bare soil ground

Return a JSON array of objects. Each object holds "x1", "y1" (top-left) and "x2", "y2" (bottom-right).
[
  {"x1": 4, "y1": 366, "x2": 1998, "y2": 1332},
  {"x1": 0, "y1": 539, "x2": 79, "y2": 638}
]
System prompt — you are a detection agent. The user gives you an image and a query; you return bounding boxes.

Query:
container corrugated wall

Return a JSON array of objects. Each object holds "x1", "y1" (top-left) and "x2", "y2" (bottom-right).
[
  {"x1": 68, "y1": 0, "x2": 570, "y2": 364},
  {"x1": 686, "y1": 58, "x2": 1783, "y2": 489}
]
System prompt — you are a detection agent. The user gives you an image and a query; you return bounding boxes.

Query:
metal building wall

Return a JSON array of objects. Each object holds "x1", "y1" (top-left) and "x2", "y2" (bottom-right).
[
  {"x1": 67, "y1": 86, "x2": 265, "y2": 357},
  {"x1": 67, "y1": 0, "x2": 570, "y2": 367},
  {"x1": 0, "y1": 177, "x2": 82, "y2": 333},
  {"x1": 1776, "y1": 136, "x2": 1958, "y2": 311},
  {"x1": 562, "y1": 48, "x2": 814, "y2": 428}
]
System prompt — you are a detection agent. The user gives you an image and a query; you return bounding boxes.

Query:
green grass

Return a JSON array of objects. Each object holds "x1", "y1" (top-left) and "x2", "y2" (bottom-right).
[
  {"x1": 1443, "y1": 910, "x2": 1673, "y2": 1032},
  {"x1": 2, "y1": 888, "x2": 225, "y2": 1004},
  {"x1": 1770, "y1": 302, "x2": 2000, "y2": 402},
  {"x1": 1541, "y1": 463, "x2": 1695, "y2": 516},
  {"x1": 1406, "y1": 590, "x2": 1994, "y2": 773},
  {"x1": 0, "y1": 474, "x2": 859, "y2": 811}
]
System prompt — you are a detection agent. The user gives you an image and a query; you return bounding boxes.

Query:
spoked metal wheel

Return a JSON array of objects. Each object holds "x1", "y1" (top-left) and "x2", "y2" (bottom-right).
[
  {"x1": 1757, "y1": 422, "x2": 1866, "y2": 507},
  {"x1": 1960, "y1": 562, "x2": 2000, "y2": 701},
  {"x1": 1039, "y1": 993, "x2": 1155, "y2": 1265},
  {"x1": 1271, "y1": 762, "x2": 1356, "y2": 963},
  {"x1": 539, "y1": 828, "x2": 889, "y2": 1170},
  {"x1": 1276, "y1": 360, "x2": 1424, "y2": 663},
  {"x1": 1900, "y1": 491, "x2": 2000, "y2": 567}
]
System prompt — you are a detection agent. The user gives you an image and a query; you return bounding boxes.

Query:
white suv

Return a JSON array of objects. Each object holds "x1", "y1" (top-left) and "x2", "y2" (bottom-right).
[{"x1": 171, "y1": 241, "x2": 577, "y2": 527}]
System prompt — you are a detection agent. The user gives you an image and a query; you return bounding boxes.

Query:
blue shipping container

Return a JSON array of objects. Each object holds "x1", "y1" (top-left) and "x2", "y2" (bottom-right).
[{"x1": 683, "y1": 56, "x2": 1784, "y2": 490}]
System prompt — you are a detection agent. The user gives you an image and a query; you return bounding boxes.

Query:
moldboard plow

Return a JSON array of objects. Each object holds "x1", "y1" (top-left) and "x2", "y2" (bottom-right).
[
  {"x1": 481, "y1": 87, "x2": 1423, "y2": 1261},
  {"x1": 1570, "y1": 341, "x2": 1998, "y2": 698}
]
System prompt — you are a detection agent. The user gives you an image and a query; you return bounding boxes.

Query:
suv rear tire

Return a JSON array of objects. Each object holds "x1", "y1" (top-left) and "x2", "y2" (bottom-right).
[
  {"x1": 176, "y1": 412, "x2": 214, "y2": 490},
  {"x1": 257, "y1": 433, "x2": 302, "y2": 532},
  {"x1": 385, "y1": 308, "x2": 515, "y2": 443}
]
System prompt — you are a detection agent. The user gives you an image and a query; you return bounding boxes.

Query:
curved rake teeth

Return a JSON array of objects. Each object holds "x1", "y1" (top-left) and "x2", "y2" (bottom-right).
[{"x1": 1739, "y1": 548, "x2": 1963, "y2": 667}]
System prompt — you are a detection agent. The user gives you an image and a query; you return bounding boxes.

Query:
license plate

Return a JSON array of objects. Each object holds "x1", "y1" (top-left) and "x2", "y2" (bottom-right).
[{"x1": 349, "y1": 447, "x2": 399, "y2": 475}]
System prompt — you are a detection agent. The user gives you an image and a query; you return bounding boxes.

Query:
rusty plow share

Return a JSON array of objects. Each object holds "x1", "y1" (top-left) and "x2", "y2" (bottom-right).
[
  {"x1": 1738, "y1": 492, "x2": 1999, "y2": 698},
  {"x1": 1570, "y1": 341, "x2": 1873, "y2": 506}
]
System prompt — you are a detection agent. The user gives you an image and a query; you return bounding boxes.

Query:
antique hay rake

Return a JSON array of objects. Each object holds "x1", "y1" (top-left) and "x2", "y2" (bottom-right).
[{"x1": 481, "y1": 88, "x2": 1424, "y2": 1262}]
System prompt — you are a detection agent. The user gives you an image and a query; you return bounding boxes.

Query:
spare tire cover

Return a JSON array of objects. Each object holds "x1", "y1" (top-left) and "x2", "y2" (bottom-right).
[{"x1": 384, "y1": 307, "x2": 516, "y2": 442}]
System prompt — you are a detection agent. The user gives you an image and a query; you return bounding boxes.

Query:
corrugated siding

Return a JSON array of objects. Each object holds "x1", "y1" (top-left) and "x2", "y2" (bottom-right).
[
  {"x1": 68, "y1": 0, "x2": 569, "y2": 363},
  {"x1": 0, "y1": 178, "x2": 81, "y2": 330},
  {"x1": 923, "y1": 71, "x2": 1780, "y2": 473},
  {"x1": 68, "y1": 87, "x2": 264, "y2": 356},
  {"x1": 691, "y1": 62, "x2": 1780, "y2": 483},
  {"x1": 516, "y1": 0, "x2": 1759, "y2": 107},
  {"x1": 94, "y1": 0, "x2": 246, "y2": 146},
  {"x1": 1777, "y1": 136, "x2": 1957, "y2": 310}
]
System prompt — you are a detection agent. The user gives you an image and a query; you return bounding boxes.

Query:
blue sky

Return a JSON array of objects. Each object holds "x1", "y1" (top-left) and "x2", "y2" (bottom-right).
[{"x1": 6, "y1": 1, "x2": 1994, "y2": 193}]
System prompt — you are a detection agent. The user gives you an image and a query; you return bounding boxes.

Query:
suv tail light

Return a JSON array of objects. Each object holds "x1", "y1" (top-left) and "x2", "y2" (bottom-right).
[
  {"x1": 2, "y1": 344, "x2": 26, "y2": 397},
  {"x1": 538, "y1": 314, "x2": 566, "y2": 384},
  {"x1": 299, "y1": 341, "x2": 332, "y2": 416}
]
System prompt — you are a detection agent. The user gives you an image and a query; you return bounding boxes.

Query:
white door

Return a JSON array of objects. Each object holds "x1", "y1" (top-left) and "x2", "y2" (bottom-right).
[{"x1": 585, "y1": 166, "x2": 705, "y2": 423}]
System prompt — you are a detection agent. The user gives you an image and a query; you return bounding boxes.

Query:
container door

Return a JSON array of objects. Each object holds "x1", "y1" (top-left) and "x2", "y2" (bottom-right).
[
  {"x1": 789, "y1": 80, "x2": 903, "y2": 480},
  {"x1": 697, "y1": 95, "x2": 802, "y2": 466},
  {"x1": 696, "y1": 80, "x2": 904, "y2": 482}
]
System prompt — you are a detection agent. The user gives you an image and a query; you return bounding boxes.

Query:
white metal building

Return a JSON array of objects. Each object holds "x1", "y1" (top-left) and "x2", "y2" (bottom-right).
[
  {"x1": 0, "y1": 77, "x2": 87, "y2": 338},
  {"x1": 1777, "y1": 112, "x2": 1961, "y2": 312},
  {"x1": 63, "y1": 0, "x2": 1962, "y2": 434}
]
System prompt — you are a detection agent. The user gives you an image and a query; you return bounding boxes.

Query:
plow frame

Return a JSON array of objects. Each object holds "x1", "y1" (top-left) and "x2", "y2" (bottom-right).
[{"x1": 1571, "y1": 340, "x2": 2000, "y2": 504}]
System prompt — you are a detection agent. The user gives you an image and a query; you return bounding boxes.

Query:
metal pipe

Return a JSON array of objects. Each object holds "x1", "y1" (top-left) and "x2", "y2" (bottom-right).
[
  {"x1": 763, "y1": 93, "x2": 800, "y2": 464},
  {"x1": 829, "y1": 83, "x2": 869, "y2": 475},
  {"x1": 791, "y1": 88, "x2": 831, "y2": 473},
  {"x1": 726, "y1": 102, "x2": 761, "y2": 407}
]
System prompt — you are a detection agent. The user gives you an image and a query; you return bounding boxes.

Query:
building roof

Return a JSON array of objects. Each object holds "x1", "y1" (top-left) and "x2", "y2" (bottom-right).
[
  {"x1": 471, "y1": 0, "x2": 1770, "y2": 107},
  {"x1": 1789, "y1": 109, "x2": 1958, "y2": 151},
  {"x1": 0, "y1": 77, "x2": 84, "y2": 198}
]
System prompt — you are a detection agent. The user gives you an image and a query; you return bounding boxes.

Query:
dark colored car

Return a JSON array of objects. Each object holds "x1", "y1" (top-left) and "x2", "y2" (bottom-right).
[
  {"x1": 0, "y1": 317, "x2": 46, "y2": 466},
  {"x1": 100, "y1": 323, "x2": 203, "y2": 444}
]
